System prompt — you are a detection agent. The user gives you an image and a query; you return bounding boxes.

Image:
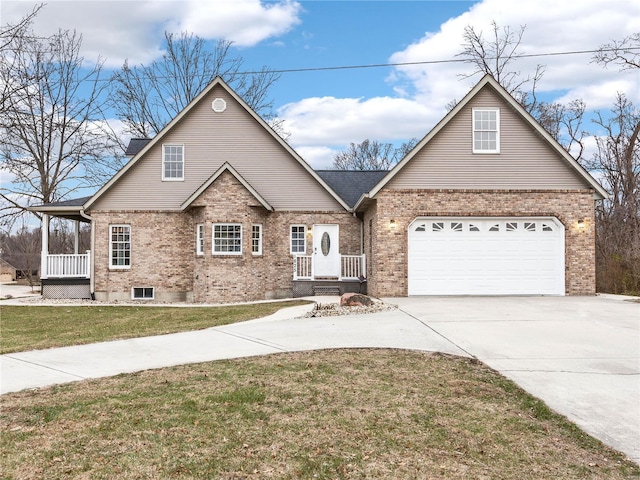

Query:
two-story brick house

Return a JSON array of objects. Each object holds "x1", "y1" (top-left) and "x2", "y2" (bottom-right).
[{"x1": 32, "y1": 75, "x2": 606, "y2": 302}]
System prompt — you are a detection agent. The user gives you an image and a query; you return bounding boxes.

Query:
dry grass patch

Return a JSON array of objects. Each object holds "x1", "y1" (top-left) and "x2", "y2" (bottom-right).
[
  {"x1": 0, "y1": 301, "x2": 309, "y2": 354},
  {"x1": 1, "y1": 349, "x2": 637, "y2": 479}
]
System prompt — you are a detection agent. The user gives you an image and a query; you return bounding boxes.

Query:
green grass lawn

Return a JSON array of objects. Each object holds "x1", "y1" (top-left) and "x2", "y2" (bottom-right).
[
  {"x1": 1, "y1": 349, "x2": 638, "y2": 479},
  {"x1": 0, "y1": 301, "x2": 309, "y2": 354}
]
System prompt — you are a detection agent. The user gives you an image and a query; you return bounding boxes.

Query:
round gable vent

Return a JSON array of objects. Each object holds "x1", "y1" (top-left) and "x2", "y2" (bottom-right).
[{"x1": 212, "y1": 98, "x2": 227, "y2": 113}]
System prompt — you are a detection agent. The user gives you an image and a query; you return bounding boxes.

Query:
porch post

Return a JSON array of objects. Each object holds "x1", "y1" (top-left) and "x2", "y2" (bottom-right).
[
  {"x1": 40, "y1": 213, "x2": 49, "y2": 279},
  {"x1": 74, "y1": 219, "x2": 80, "y2": 254}
]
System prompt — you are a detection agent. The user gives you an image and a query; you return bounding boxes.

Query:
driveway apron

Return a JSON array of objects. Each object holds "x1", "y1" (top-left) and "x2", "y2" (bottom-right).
[{"x1": 388, "y1": 295, "x2": 640, "y2": 464}]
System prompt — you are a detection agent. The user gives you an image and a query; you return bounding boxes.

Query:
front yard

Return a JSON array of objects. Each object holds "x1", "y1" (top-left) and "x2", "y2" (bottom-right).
[
  {"x1": 1, "y1": 349, "x2": 638, "y2": 479},
  {"x1": 0, "y1": 301, "x2": 308, "y2": 354}
]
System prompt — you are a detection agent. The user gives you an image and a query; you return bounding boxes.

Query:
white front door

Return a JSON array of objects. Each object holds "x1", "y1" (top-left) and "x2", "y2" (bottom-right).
[{"x1": 313, "y1": 224, "x2": 340, "y2": 278}]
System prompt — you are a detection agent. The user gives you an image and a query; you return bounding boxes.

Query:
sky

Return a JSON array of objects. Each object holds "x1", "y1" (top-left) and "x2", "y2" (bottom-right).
[{"x1": 2, "y1": 0, "x2": 639, "y2": 170}]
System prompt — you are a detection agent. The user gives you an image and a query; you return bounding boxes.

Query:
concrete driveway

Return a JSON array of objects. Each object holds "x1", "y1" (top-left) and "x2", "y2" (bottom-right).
[
  {"x1": 1, "y1": 294, "x2": 638, "y2": 463},
  {"x1": 387, "y1": 295, "x2": 640, "y2": 464}
]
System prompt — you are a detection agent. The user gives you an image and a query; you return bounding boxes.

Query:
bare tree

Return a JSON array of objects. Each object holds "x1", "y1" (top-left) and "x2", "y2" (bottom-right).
[
  {"x1": 532, "y1": 99, "x2": 587, "y2": 160},
  {"x1": 590, "y1": 35, "x2": 640, "y2": 293},
  {"x1": 0, "y1": 223, "x2": 41, "y2": 289},
  {"x1": 0, "y1": 15, "x2": 125, "y2": 225},
  {"x1": 109, "y1": 32, "x2": 283, "y2": 138},
  {"x1": 455, "y1": 21, "x2": 586, "y2": 160},
  {"x1": 0, "y1": 4, "x2": 44, "y2": 107},
  {"x1": 333, "y1": 138, "x2": 417, "y2": 170},
  {"x1": 592, "y1": 32, "x2": 640, "y2": 70},
  {"x1": 586, "y1": 94, "x2": 640, "y2": 293},
  {"x1": 457, "y1": 21, "x2": 545, "y2": 106}
]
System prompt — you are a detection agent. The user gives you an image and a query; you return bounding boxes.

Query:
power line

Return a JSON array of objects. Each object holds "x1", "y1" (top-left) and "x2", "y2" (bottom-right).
[
  {"x1": 237, "y1": 47, "x2": 640, "y2": 75},
  {"x1": 2, "y1": 45, "x2": 638, "y2": 83}
]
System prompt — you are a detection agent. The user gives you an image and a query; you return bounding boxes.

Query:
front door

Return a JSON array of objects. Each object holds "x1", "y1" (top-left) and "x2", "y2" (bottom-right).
[{"x1": 313, "y1": 224, "x2": 340, "y2": 278}]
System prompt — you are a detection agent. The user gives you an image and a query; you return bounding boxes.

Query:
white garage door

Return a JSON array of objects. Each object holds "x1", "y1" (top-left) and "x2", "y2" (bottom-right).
[{"x1": 408, "y1": 217, "x2": 565, "y2": 295}]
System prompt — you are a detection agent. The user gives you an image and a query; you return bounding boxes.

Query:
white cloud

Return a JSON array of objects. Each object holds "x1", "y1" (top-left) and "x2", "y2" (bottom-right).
[
  {"x1": 389, "y1": 0, "x2": 640, "y2": 109},
  {"x1": 179, "y1": 0, "x2": 301, "y2": 47},
  {"x1": 2, "y1": 0, "x2": 302, "y2": 68},
  {"x1": 281, "y1": 0, "x2": 639, "y2": 157},
  {"x1": 279, "y1": 96, "x2": 439, "y2": 147},
  {"x1": 295, "y1": 146, "x2": 338, "y2": 169}
]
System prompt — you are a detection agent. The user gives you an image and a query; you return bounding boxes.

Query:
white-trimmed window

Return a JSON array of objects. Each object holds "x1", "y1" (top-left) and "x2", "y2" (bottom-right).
[
  {"x1": 162, "y1": 144, "x2": 184, "y2": 180},
  {"x1": 132, "y1": 287, "x2": 154, "y2": 300},
  {"x1": 290, "y1": 225, "x2": 306, "y2": 254},
  {"x1": 251, "y1": 224, "x2": 262, "y2": 255},
  {"x1": 110, "y1": 225, "x2": 131, "y2": 269},
  {"x1": 472, "y1": 108, "x2": 500, "y2": 153},
  {"x1": 213, "y1": 223, "x2": 242, "y2": 255},
  {"x1": 196, "y1": 224, "x2": 205, "y2": 255}
]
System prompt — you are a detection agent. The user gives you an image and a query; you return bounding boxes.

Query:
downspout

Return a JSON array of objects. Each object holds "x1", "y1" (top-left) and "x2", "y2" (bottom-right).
[{"x1": 79, "y1": 209, "x2": 95, "y2": 300}]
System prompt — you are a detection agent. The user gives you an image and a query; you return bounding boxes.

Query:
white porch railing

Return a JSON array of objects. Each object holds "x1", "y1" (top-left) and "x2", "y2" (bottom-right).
[
  {"x1": 42, "y1": 252, "x2": 90, "y2": 279},
  {"x1": 293, "y1": 254, "x2": 366, "y2": 281}
]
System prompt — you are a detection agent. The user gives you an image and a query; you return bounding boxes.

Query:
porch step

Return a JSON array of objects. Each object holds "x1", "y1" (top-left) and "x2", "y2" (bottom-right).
[{"x1": 312, "y1": 285, "x2": 341, "y2": 296}]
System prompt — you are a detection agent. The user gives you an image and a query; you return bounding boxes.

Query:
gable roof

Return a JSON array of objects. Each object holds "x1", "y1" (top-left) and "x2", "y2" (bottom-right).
[
  {"x1": 84, "y1": 77, "x2": 350, "y2": 212},
  {"x1": 316, "y1": 170, "x2": 388, "y2": 208},
  {"x1": 355, "y1": 75, "x2": 608, "y2": 211},
  {"x1": 181, "y1": 162, "x2": 273, "y2": 211}
]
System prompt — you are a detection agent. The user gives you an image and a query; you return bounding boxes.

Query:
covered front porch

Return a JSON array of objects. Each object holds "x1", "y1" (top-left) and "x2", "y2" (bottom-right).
[
  {"x1": 30, "y1": 197, "x2": 93, "y2": 299},
  {"x1": 291, "y1": 223, "x2": 366, "y2": 297},
  {"x1": 292, "y1": 254, "x2": 367, "y2": 297}
]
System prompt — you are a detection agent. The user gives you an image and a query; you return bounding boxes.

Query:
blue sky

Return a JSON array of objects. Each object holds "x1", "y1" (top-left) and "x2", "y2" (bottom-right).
[{"x1": 3, "y1": 0, "x2": 639, "y2": 169}]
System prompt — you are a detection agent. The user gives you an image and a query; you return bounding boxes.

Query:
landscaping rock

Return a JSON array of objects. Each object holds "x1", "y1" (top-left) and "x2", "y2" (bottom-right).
[{"x1": 340, "y1": 293, "x2": 374, "y2": 307}]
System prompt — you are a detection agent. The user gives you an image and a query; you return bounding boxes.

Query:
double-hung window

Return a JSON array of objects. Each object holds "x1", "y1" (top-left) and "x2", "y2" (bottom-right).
[
  {"x1": 213, "y1": 223, "x2": 242, "y2": 255},
  {"x1": 162, "y1": 144, "x2": 184, "y2": 180},
  {"x1": 290, "y1": 225, "x2": 306, "y2": 254},
  {"x1": 196, "y1": 224, "x2": 205, "y2": 255},
  {"x1": 110, "y1": 225, "x2": 131, "y2": 269},
  {"x1": 472, "y1": 108, "x2": 500, "y2": 153},
  {"x1": 251, "y1": 224, "x2": 262, "y2": 255}
]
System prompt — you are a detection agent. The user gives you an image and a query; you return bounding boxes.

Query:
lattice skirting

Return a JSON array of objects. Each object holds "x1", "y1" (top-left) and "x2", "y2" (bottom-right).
[
  {"x1": 41, "y1": 279, "x2": 91, "y2": 299},
  {"x1": 292, "y1": 280, "x2": 366, "y2": 298}
]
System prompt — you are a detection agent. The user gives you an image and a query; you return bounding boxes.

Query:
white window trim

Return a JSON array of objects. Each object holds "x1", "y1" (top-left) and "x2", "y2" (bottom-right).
[
  {"x1": 196, "y1": 223, "x2": 205, "y2": 255},
  {"x1": 212, "y1": 223, "x2": 242, "y2": 256},
  {"x1": 251, "y1": 224, "x2": 263, "y2": 256},
  {"x1": 472, "y1": 108, "x2": 500, "y2": 154},
  {"x1": 131, "y1": 286, "x2": 154, "y2": 300},
  {"x1": 162, "y1": 144, "x2": 185, "y2": 181},
  {"x1": 290, "y1": 224, "x2": 306, "y2": 255},
  {"x1": 109, "y1": 224, "x2": 131, "y2": 270}
]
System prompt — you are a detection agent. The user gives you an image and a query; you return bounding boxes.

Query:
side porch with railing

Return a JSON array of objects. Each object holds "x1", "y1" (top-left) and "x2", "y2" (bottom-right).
[
  {"x1": 39, "y1": 214, "x2": 92, "y2": 299},
  {"x1": 292, "y1": 254, "x2": 367, "y2": 297}
]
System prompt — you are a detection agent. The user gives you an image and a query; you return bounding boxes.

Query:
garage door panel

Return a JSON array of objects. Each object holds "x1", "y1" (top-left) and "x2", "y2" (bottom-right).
[{"x1": 408, "y1": 217, "x2": 565, "y2": 295}]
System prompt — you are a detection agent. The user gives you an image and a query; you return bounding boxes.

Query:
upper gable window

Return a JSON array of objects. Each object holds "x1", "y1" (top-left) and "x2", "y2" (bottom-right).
[
  {"x1": 163, "y1": 144, "x2": 184, "y2": 181},
  {"x1": 472, "y1": 108, "x2": 500, "y2": 153}
]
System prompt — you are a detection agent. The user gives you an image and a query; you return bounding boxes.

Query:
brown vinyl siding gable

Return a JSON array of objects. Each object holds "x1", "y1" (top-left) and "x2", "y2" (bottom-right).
[
  {"x1": 91, "y1": 85, "x2": 343, "y2": 212},
  {"x1": 387, "y1": 86, "x2": 588, "y2": 190}
]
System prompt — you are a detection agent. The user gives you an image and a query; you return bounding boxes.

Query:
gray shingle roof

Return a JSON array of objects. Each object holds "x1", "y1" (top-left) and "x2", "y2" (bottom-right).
[
  {"x1": 316, "y1": 170, "x2": 388, "y2": 208},
  {"x1": 125, "y1": 138, "x2": 152, "y2": 156},
  {"x1": 41, "y1": 196, "x2": 93, "y2": 208}
]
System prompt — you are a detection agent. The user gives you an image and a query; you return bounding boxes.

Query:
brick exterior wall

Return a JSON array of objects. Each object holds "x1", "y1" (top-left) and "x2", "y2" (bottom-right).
[
  {"x1": 364, "y1": 189, "x2": 596, "y2": 297},
  {"x1": 92, "y1": 171, "x2": 361, "y2": 303}
]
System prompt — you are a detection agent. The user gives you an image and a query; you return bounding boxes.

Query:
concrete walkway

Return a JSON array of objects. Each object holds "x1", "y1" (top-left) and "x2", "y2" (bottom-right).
[{"x1": 1, "y1": 295, "x2": 638, "y2": 464}]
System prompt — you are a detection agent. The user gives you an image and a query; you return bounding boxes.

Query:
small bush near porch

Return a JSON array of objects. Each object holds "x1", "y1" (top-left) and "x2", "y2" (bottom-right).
[{"x1": 1, "y1": 349, "x2": 638, "y2": 479}]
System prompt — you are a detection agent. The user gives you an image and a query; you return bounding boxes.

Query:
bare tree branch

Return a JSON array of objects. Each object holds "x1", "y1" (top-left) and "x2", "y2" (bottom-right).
[
  {"x1": 109, "y1": 32, "x2": 284, "y2": 139},
  {"x1": 592, "y1": 33, "x2": 640, "y2": 70},
  {"x1": 333, "y1": 139, "x2": 417, "y2": 170},
  {"x1": 0, "y1": 13, "x2": 126, "y2": 225}
]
